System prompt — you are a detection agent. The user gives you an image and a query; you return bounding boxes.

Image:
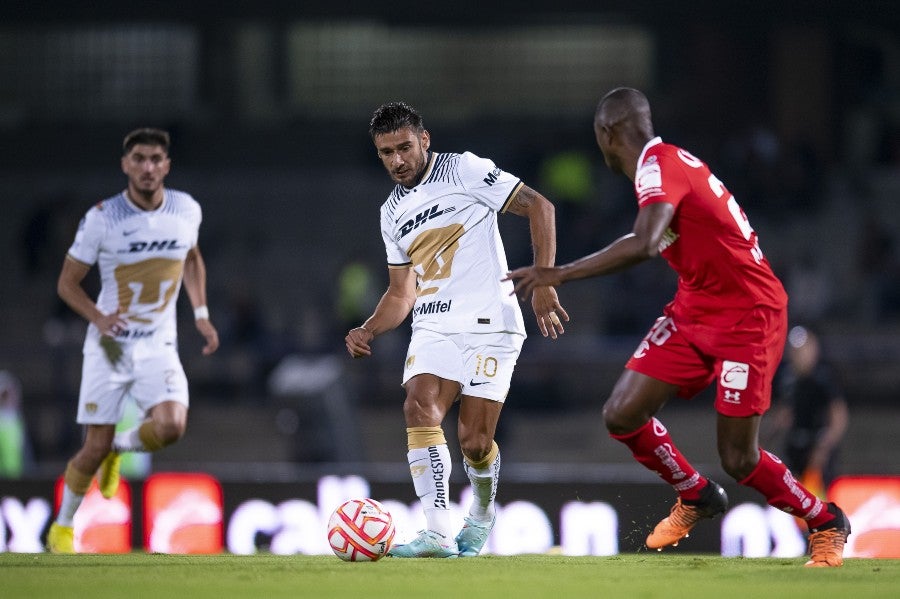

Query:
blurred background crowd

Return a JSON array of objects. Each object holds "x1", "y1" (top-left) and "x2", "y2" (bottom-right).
[{"x1": 1, "y1": 1, "x2": 898, "y2": 481}]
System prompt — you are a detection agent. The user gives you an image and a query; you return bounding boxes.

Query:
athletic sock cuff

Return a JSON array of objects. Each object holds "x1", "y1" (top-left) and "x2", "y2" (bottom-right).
[
  {"x1": 463, "y1": 440, "x2": 499, "y2": 470},
  {"x1": 407, "y1": 426, "x2": 446, "y2": 450},
  {"x1": 64, "y1": 461, "x2": 93, "y2": 494},
  {"x1": 608, "y1": 417, "x2": 654, "y2": 441}
]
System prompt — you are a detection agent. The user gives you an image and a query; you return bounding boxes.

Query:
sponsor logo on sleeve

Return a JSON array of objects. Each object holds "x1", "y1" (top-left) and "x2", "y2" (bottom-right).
[
  {"x1": 636, "y1": 163, "x2": 664, "y2": 204},
  {"x1": 483, "y1": 167, "x2": 502, "y2": 186}
]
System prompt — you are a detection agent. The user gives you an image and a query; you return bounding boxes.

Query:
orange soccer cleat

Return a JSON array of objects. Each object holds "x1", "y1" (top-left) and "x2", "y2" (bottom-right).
[
  {"x1": 805, "y1": 503, "x2": 851, "y2": 567},
  {"x1": 646, "y1": 480, "x2": 728, "y2": 550}
]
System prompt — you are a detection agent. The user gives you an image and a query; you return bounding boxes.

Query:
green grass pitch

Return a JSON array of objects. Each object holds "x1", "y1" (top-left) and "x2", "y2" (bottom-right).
[{"x1": 3, "y1": 553, "x2": 899, "y2": 599}]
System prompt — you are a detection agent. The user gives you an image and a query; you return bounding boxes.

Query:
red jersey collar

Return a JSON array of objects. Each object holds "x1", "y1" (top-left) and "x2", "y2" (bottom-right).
[{"x1": 636, "y1": 136, "x2": 663, "y2": 168}]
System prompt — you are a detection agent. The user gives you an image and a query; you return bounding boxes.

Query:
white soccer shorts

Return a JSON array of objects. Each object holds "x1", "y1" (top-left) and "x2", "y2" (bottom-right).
[
  {"x1": 402, "y1": 329, "x2": 525, "y2": 402},
  {"x1": 76, "y1": 342, "x2": 189, "y2": 424}
]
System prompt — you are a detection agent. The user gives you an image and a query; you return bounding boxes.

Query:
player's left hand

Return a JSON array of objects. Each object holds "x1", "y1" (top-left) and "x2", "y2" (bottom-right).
[
  {"x1": 195, "y1": 319, "x2": 219, "y2": 355},
  {"x1": 530, "y1": 285, "x2": 569, "y2": 339}
]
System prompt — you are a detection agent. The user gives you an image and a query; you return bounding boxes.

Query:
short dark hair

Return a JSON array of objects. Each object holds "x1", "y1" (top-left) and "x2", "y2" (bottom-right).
[
  {"x1": 123, "y1": 128, "x2": 170, "y2": 155},
  {"x1": 369, "y1": 102, "x2": 424, "y2": 140}
]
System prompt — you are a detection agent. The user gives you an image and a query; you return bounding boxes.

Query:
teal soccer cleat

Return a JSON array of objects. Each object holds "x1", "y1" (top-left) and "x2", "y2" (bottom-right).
[
  {"x1": 387, "y1": 530, "x2": 459, "y2": 558},
  {"x1": 455, "y1": 515, "x2": 495, "y2": 557}
]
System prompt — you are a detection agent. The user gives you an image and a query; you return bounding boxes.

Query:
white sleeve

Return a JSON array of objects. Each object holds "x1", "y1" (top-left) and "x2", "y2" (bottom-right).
[
  {"x1": 189, "y1": 197, "x2": 202, "y2": 247},
  {"x1": 457, "y1": 151, "x2": 522, "y2": 212},
  {"x1": 66, "y1": 206, "x2": 105, "y2": 266},
  {"x1": 380, "y1": 207, "x2": 410, "y2": 267}
]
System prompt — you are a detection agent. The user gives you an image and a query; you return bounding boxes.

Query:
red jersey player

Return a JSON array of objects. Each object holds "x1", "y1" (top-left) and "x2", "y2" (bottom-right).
[{"x1": 505, "y1": 87, "x2": 850, "y2": 567}]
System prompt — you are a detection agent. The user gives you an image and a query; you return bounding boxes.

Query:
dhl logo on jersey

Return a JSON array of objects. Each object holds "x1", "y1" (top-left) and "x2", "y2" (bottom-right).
[
  {"x1": 398, "y1": 204, "x2": 456, "y2": 240},
  {"x1": 118, "y1": 239, "x2": 187, "y2": 254}
]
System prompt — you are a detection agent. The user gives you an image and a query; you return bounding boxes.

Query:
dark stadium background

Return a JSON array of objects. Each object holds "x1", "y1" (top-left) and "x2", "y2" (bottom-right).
[{"x1": 1, "y1": 1, "x2": 898, "y2": 495}]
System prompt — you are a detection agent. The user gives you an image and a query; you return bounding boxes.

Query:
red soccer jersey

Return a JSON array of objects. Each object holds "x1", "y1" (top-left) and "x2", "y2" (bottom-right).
[{"x1": 634, "y1": 137, "x2": 787, "y2": 326}]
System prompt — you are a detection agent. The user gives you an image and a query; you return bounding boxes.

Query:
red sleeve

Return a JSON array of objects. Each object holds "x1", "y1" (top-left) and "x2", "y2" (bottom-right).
[{"x1": 635, "y1": 153, "x2": 692, "y2": 209}]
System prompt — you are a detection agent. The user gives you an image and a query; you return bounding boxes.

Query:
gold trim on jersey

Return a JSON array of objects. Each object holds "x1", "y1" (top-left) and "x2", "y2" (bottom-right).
[
  {"x1": 65, "y1": 253, "x2": 91, "y2": 268},
  {"x1": 500, "y1": 181, "x2": 525, "y2": 214}
]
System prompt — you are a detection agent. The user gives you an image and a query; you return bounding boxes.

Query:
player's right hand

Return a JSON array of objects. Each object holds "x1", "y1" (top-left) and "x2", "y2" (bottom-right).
[
  {"x1": 93, "y1": 307, "x2": 127, "y2": 365},
  {"x1": 532, "y1": 286, "x2": 569, "y2": 340},
  {"x1": 345, "y1": 326, "x2": 374, "y2": 358},
  {"x1": 503, "y1": 265, "x2": 564, "y2": 302},
  {"x1": 94, "y1": 306, "x2": 128, "y2": 337}
]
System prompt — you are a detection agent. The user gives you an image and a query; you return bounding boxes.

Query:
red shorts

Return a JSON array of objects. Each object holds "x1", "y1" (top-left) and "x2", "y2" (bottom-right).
[{"x1": 625, "y1": 305, "x2": 787, "y2": 417}]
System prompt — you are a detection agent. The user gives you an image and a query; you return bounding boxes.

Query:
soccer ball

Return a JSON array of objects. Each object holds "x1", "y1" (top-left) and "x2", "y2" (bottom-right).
[{"x1": 327, "y1": 498, "x2": 396, "y2": 562}]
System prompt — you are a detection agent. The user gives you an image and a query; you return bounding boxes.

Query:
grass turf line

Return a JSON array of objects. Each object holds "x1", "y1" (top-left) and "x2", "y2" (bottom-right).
[{"x1": 2, "y1": 553, "x2": 899, "y2": 599}]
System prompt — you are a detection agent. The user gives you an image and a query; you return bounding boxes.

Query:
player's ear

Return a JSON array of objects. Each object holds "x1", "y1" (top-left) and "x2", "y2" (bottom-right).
[
  {"x1": 600, "y1": 124, "x2": 613, "y2": 143},
  {"x1": 421, "y1": 129, "x2": 430, "y2": 151}
]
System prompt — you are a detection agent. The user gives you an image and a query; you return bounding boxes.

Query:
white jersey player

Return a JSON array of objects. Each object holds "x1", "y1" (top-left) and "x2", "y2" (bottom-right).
[
  {"x1": 48, "y1": 128, "x2": 219, "y2": 554},
  {"x1": 346, "y1": 102, "x2": 568, "y2": 558},
  {"x1": 380, "y1": 150, "x2": 526, "y2": 337},
  {"x1": 70, "y1": 189, "x2": 201, "y2": 356}
]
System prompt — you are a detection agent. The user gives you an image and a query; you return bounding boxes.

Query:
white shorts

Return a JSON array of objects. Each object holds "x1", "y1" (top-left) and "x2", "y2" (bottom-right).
[
  {"x1": 402, "y1": 329, "x2": 525, "y2": 402},
  {"x1": 76, "y1": 341, "x2": 189, "y2": 425}
]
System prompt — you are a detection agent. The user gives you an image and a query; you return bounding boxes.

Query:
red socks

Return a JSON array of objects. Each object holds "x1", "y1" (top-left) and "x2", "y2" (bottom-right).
[
  {"x1": 740, "y1": 449, "x2": 832, "y2": 528},
  {"x1": 612, "y1": 418, "x2": 835, "y2": 529},
  {"x1": 610, "y1": 417, "x2": 706, "y2": 500}
]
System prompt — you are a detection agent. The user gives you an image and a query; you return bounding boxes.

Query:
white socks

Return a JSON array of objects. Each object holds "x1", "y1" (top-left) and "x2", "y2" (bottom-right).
[
  {"x1": 408, "y1": 444, "x2": 453, "y2": 539},
  {"x1": 56, "y1": 485, "x2": 84, "y2": 527},
  {"x1": 465, "y1": 451, "x2": 500, "y2": 522},
  {"x1": 112, "y1": 427, "x2": 145, "y2": 453}
]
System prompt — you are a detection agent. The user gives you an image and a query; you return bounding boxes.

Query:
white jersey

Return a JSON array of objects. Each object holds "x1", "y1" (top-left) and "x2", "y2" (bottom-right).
[
  {"x1": 67, "y1": 189, "x2": 202, "y2": 353},
  {"x1": 380, "y1": 151, "x2": 526, "y2": 336}
]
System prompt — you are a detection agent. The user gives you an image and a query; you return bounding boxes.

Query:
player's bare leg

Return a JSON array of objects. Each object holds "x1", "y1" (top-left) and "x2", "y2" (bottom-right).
[
  {"x1": 113, "y1": 401, "x2": 187, "y2": 452},
  {"x1": 49, "y1": 424, "x2": 115, "y2": 553},
  {"x1": 605, "y1": 371, "x2": 727, "y2": 550},
  {"x1": 388, "y1": 374, "x2": 459, "y2": 558},
  {"x1": 721, "y1": 414, "x2": 851, "y2": 567},
  {"x1": 455, "y1": 395, "x2": 502, "y2": 557}
]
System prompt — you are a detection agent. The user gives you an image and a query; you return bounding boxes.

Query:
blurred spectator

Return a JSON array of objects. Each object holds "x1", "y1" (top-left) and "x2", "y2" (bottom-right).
[
  {"x1": 537, "y1": 147, "x2": 600, "y2": 262},
  {"x1": 219, "y1": 290, "x2": 275, "y2": 397},
  {"x1": 768, "y1": 325, "x2": 849, "y2": 498},
  {"x1": 780, "y1": 138, "x2": 823, "y2": 213},
  {"x1": 721, "y1": 122, "x2": 781, "y2": 214},
  {"x1": 268, "y1": 353, "x2": 362, "y2": 463},
  {"x1": 335, "y1": 259, "x2": 379, "y2": 336},
  {"x1": 785, "y1": 252, "x2": 833, "y2": 322},
  {"x1": 19, "y1": 194, "x2": 77, "y2": 280},
  {"x1": 858, "y1": 214, "x2": 900, "y2": 323},
  {"x1": 0, "y1": 370, "x2": 33, "y2": 478}
]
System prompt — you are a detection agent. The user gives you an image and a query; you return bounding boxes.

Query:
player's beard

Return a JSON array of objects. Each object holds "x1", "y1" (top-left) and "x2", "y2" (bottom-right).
[
  {"x1": 393, "y1": 157, "x2": 426, "y2": 187},
  {"x1": 128, "y1": 178, "x2": 164, "y2": 207}
]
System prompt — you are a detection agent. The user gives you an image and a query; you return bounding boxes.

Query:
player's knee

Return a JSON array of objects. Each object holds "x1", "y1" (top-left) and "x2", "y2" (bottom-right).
[
  {"x1": 79, "y1": 441, "x2": 112, "y2": 465},
  {"x1": 155, "y1": 420, "x2": 186, "y2": 446},
  {"x1": 80, "y1": 429, "x2": 114, "y2": 463},
  {"x1": 459, "y1": 437, "x2": 492, "y2": 463},
  {"x1": 402, "y1": 396, "x2": 443, "y2": 426},
  {"x1": 719, "y1": 448, "x2": 757, "y2": 480},
  {"x1": 602, "y1": 401, "x2": 634, "y2": 435}
]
